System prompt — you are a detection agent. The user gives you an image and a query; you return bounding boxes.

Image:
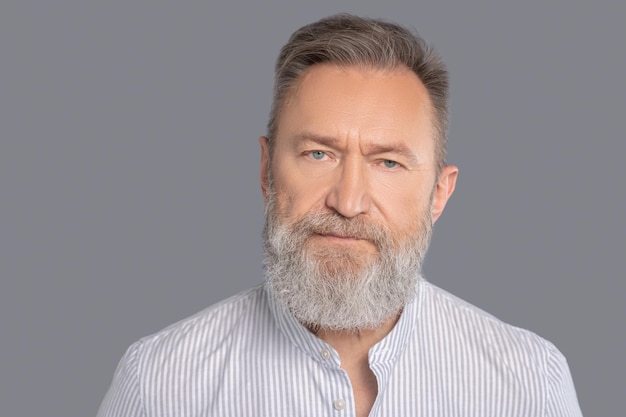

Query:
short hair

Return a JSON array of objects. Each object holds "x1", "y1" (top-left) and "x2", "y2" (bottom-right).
[{"x1": 267, "y1": 13, "x2": 450, "y2": 172}]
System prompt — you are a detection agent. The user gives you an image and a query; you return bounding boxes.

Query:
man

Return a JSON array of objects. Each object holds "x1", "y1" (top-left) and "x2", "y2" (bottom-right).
[{"x1": 98, "y1": 14, "x2": 582, "y2": 417}]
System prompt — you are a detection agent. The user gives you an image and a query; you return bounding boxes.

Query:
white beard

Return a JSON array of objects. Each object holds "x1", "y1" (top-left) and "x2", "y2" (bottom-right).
[{"x1": 263, "y1": 187, "x2": 433, "y2": 332}]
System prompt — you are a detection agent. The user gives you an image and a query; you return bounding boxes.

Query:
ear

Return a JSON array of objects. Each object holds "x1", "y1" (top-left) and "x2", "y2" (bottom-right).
[
  {"x1": 259, "y1": 136, "x2": 270, "y2": 199},
  {"x1": 431, "y1": 165, "x2": 458, "y2": 224}
]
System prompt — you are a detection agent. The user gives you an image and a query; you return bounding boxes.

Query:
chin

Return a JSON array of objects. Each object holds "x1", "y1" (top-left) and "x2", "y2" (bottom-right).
[{"x1": 309, "y1": 254, "x2": 374, "y2": 280}]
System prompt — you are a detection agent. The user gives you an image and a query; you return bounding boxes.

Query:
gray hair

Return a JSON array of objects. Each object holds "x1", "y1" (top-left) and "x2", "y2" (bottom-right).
[{"x1": 267, "y1": 13, "x2": 450, "y2": 171}]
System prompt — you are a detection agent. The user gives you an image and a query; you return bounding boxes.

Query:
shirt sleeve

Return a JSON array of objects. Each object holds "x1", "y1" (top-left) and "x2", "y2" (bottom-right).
[
  {"x1": 545, "y1": 346, "x2": 583, "y2": 417},
  {"x1": 97, "y1": 341, "x2": 146, "y2": 417}
]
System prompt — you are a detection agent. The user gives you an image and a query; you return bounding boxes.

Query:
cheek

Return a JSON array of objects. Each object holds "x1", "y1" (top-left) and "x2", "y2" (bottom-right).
[
  {"x1": 271, "y1": 169, "x2": 327, "y2": 221},
  {"x1": 370, "y1": 179, "x2": 433, "y2": 229},
  {"x1": 272, "y1": 157, "x2": 329, "y2": 219}
]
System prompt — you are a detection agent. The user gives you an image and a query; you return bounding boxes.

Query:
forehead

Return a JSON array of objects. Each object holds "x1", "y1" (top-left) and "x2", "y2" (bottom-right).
[{"x1": 276, "y1": 64, "x2": 435, "y2": 154}]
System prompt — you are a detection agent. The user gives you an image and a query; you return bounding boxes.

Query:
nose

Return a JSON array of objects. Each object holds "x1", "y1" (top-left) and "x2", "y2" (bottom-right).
[{"x1": 325, "y1": 157, "x2": 371, "y2": 218}]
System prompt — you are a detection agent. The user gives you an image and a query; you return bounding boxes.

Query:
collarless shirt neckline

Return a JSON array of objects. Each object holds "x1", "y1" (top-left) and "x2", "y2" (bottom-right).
[{"x1": 265, "y1": 278, "x2": 424, "y2": 368}]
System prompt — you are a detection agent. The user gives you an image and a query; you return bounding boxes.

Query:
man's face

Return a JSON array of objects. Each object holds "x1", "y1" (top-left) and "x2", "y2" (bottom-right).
[{"x1": 260, "y1": 64, "x2": 457, "y2": 330}]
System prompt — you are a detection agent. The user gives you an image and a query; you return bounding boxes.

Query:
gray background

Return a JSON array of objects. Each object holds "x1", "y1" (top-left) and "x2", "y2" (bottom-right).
[{"x1": 1, "y1": 1, "x2": 623, "y2": 416}]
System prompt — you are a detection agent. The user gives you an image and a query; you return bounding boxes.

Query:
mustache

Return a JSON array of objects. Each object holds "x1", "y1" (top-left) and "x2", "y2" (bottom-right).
[{"x1": 290, "y1": 211, "x2": 391, "y2": 247}]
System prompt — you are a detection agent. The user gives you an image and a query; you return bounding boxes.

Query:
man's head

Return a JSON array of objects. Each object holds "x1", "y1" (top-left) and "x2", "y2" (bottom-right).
[
  {"x1": 267, "y1": 13, "x2": 450, "y2": 173},
  {"x1": 260, "y1": 14, "x2": 458, "y2": 332}
]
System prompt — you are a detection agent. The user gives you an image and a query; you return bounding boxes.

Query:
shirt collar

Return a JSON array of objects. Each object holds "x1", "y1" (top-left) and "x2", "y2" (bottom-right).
[{"x1": 265, "y1": 277, "x2": 423, "y2": 367}]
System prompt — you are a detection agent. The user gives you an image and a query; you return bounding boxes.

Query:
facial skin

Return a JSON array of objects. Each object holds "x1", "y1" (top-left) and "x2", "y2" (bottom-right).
[{"x1": 260, "y1": 64, "x2": 458, "y2": 331}]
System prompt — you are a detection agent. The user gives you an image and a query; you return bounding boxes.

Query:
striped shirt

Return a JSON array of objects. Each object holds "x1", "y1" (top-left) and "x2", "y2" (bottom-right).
[{"x1": 98, "y1": 279, "x2": 583, "y2": 416}]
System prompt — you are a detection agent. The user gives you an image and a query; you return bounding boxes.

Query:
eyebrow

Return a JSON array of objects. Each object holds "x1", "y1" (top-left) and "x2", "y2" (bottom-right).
[
  {"x1": 292, "y1": 131, "x2": 424, "y2": 168},
  {"x1": 292, "y1": 132, "x2": 342, "y2": 149}
]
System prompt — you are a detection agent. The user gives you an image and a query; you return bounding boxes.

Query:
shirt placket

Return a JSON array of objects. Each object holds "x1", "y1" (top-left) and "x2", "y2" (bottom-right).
[{"x1": 317, "y1": 346, "x2": 357, "y2": 416}]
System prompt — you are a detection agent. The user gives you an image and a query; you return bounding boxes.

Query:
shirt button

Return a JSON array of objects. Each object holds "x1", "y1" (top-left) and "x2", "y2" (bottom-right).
[
  {"x1": 321, "y1": 348, "x2": 331, "y2": 360},
  {"x1": 333, "y1": 399, "x2": 346, "y2": 410}
]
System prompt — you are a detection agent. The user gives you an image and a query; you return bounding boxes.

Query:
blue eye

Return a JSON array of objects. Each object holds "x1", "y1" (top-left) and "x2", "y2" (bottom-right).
[
  {"x1": 383, "y1": 160, "x2": 398, "y2": 168},
  {"x1": 310, "y1": 151, "x2": 326, "y2": 160}
]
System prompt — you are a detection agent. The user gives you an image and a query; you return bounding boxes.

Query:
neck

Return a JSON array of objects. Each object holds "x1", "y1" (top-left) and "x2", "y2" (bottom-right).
[
  {"x1": 310, "y1": 314, "x2": 400, "y2": 361},
  {"x1": 312, "y1": 317, "x2": 401, "y2": 417}
]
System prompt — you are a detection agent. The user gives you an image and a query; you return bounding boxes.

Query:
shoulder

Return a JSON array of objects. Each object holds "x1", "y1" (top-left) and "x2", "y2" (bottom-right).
[
  {"x1": 128, "y1": 284, "x2": 270, "y2": 367},
  {"x1": 420, "y1": 280, "x2": 566, "y2": 372},
  {"x1": 418, "y1": 281, "x2": 582, "y2": 415},
  {"x1": 99, "y1": 286, "x2": 273, "y2": 416},
  {"x1": 146, "y1": 284, "x2": 267, "y2": 342}
]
